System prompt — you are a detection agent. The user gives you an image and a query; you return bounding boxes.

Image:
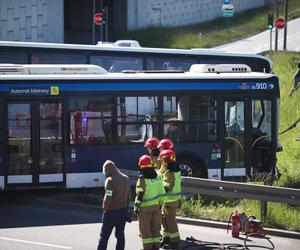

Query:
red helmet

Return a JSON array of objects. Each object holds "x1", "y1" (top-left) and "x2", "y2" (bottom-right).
[
  {"x1": 158, "y1": 149, "x2": 176, "y2": 163},
  {"x1": 144, "y1": 137, "x2": 159, "y2": 150},
  {"x1": 158, "y1": 139, "x2": 174, "y2": 150},
  {"x1": 138, "y1": 155, "x2": 153, "y2": 169}
]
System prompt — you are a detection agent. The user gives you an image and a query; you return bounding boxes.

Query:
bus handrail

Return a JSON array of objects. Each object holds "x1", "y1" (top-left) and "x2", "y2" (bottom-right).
[{"x1": 225, "y1": 136, "x2": 244, "y2": 153}]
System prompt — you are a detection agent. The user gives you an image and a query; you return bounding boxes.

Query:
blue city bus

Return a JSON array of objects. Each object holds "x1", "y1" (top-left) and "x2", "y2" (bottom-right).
[
  {"x1": 0, "y1": 64, "x2": 280, "y2": 190},
  {"x1": 0, "y1": 40, "x2": 272, "y2": 73}
]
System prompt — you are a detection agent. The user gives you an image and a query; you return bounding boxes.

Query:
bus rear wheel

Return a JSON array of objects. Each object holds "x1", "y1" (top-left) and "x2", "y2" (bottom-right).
[{"x1": 177, "y1": 158, "x2": 198, "y2": 177}]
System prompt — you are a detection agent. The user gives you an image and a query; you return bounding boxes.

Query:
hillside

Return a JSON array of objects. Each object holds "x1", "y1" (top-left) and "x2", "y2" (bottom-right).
[
  {"x1": 111, "y1": 0, "x2": 300, "y2": 49},
  {"x1": 267, "y1": 52, "x2": 300, "y2": 188}
]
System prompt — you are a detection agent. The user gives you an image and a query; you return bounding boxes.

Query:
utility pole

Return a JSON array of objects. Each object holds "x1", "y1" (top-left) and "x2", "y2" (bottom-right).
[
  {"x1": 267, "y1": 13, "x2": 274, "y2": 51},
  {"x1": 92, "y1": 0, "x2": 95, "y2": 44},
  {"x1": 105, "y1": 6, "x2": 109, "y2": 42},
  {"x1": 100, "y1": 0, "x2": 104, "y2": 42},
  {"x1": 283, "y1": 0, "x2": 288, "y2": 50},
  {"x1": 274, "y1": 0, "x2": 279, "y2": 51}
]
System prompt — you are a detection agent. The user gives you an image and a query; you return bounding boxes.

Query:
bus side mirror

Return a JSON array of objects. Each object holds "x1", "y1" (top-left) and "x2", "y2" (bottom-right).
[{"x1": 289, "y1": 62, "x2": 300, "y2": 96}]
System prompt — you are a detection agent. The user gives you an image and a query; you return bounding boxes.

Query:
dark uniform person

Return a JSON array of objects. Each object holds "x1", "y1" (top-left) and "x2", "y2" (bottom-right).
[
  {"x1": 97, "y1": 160, "x2": 130, "y2": 250},
  {"x1": 134, "y1": 155, "x2": 166, "y2": 250},
  {"x1": 158, "y1": 149, "x2": 181, "y2": 250},
  {"x1": 144, "y1": 137, "x2": 160, "y2": 169}
]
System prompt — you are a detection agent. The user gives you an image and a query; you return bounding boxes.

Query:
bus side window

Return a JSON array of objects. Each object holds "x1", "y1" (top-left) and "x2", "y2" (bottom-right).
[
  {"x1": 117, "y1": 96, "x2": 158, "y2": 143},
  {"x1": 69, "y1": 96, "x2": 114, "y2": 144},
  {"x1": 164, "y1": 95, "x2": 217, "y2": 142}
]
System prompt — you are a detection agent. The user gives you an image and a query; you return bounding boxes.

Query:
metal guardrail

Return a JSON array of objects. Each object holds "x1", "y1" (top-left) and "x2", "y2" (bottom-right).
[
  {"x1": 122, "y1": 169, "x2": 300, "y2": 221},
  {"x1": 181, "y1": 177, "x2": 300, "y2": 206},
  {"x1": 122, "y1": 169, "x2": 300, "y2": 205},
  {"x1": 182, "y1": 177, "x2": 300, "y2": 221}
]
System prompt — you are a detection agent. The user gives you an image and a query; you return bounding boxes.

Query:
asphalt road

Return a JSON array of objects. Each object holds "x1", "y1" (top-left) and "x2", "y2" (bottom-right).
[
  {"x1": 214, "y1": 18, "x2": 300, "y2": 53},
  {"x1": 0, "y1": 192, "x2": 300, "y2": 250}
]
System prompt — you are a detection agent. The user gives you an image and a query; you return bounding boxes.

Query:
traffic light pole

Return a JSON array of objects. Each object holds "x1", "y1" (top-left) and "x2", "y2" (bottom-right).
[
  {"x1": 92, "y1": 0, "x2": 95, "y2": 44},
  {"x1": 275, "y1": 0, "x2": 279, "y2": 51},
  {"x1": 283, "y1": 0, "x2": 288, "y2": 50},
  {"x1": 105, "y1": 6, "x2": 108, "y2": 42},
  {"x1": 100, "y1": 1, "x2": 104, "y2": 42},
  {"x1": 270, "y1": 29, "x2": 272, "y2": 51},
  {"x1": 267, "y1": 12, "x2": 273, "y2": 51}
]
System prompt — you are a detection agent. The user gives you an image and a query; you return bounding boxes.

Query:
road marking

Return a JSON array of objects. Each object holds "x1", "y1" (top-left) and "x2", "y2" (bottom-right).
[{"x1": 0, "y1": 236, "x2": 72, "y2": 249}]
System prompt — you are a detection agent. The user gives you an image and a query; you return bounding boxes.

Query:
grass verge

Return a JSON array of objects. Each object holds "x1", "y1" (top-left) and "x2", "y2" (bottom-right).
[
  {"x1": 266, "y1": 52, "x2": 300, "y2": 188},
  {"x1": 178, "y1": 195, "x2": 300, "y2": 231}
]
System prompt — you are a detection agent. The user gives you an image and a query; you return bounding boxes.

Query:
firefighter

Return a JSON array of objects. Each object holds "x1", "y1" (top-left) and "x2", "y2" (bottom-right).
[
  {"x1": 144, "y1": 137, "x2": 160, "y2": 169},
  {"x1": 157, "y1": 138, "x2": 175, "y2": 174},
  {"x1": 158, "y1": 149, "x2": 181, "y2": 250},
  {"x1": 134, "y1": 155, "x2": 166, "y2": 250},
  {"x1": 157, "y1": 138, "x2": 174, "y2": 151}
]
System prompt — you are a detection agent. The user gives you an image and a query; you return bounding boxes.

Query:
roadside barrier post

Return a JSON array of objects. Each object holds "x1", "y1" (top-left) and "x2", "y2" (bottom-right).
[{"x1": 260, "y1": 200, "x2": 268, "y2": 223}]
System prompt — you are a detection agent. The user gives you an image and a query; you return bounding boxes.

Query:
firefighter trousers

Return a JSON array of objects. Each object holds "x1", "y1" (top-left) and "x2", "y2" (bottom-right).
[
  {"x1": 137, "y1": 204, "x2": 161, "y2": 250},
  {"x1": 162, "y1": 201, "x2": 180, "y2": 244}
]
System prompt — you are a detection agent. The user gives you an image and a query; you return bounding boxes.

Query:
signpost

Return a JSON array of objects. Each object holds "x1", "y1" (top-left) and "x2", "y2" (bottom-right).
[
  {"x1": 275, "y1": 18, "x2": 286, "y2": 29},
  {"x1": 222, "y1": 0, "x2": 234, "y2": 28}
]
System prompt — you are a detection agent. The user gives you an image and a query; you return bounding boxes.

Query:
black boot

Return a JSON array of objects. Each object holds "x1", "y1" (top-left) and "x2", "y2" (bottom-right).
[
  {"x1": 170, "y1": 242, "x2": 179, "y2": 250},
  {"x1": 161, "y1": 243, "x2": 172, "y2": 249}
]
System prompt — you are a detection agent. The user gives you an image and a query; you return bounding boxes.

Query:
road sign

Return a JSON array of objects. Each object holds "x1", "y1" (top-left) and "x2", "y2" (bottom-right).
[
  {"x1": 275, "y1": 18, "x2": 286, "y2": 29},
  {"x1": 222, "y1": 4, "x2": 234, "y2": 17},
  {"x1": 222, "y1": 4, "x2": 234, "y2": 10},
  {"x1": 223, "y1": 10, "x2": 234, "y2": 17},
  {"x1": 224, "y1": 0, "x2": 230, "y2": 3},
  {"x1": 94, "y1": 12, "x2": 103, "y2": 25}
]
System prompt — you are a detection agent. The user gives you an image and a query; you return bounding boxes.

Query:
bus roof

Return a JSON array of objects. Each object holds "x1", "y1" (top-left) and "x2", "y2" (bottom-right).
[{"x1": 0, "y1": 71, "x2": 275, "y2": 81}]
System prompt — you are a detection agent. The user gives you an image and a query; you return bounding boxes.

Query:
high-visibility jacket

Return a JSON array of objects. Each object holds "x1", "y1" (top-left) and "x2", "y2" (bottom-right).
[
  {"x1": 163, "y1": 171, "x2": 181, "y2": 203},
  {"x1": 136, "y1": 174, "x2": 166, "y2": 207}
]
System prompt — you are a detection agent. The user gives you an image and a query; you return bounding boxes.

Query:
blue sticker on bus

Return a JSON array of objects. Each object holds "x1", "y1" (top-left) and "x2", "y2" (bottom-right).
[
  {"x1": 0, "y1": 81, "x2": 276, "y2": 93},
  {"x1": 8, "y1": 86, "x2": 60, "y2": 96}
]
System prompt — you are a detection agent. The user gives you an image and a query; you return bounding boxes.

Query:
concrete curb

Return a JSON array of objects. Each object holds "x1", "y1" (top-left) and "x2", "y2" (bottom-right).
[{"x1": 176, "y1": 216, "x2": 300, "y2": 239}]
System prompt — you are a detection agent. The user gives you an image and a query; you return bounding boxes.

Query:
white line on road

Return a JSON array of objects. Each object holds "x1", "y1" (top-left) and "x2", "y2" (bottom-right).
[{"x1": 0, "y1": 236, "x2": 72, "y2": 249}]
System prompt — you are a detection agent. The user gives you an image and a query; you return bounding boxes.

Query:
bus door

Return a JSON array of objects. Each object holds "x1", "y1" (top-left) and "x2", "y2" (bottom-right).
[
  {"x1": 223, "y1": 99, "x2": 251, "y2": 179},
  {"x1": 0, "y1": 98, "x2": 4, "y2": 190},
  {"x1": 6, "y1": 100, "x2": 63, "y2": 188}
]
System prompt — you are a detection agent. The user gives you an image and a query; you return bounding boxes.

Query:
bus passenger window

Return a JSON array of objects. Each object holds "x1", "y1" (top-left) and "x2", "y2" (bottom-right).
[
  {"x1": 163, "y1": 96, "x2": 217, "y2": 142},
  {"x1": 146, "y1": 57, "x2": 196, "y2": 71},
  {"x1": 69, "y1": 96, "x2": 114, "y2": 144},
  {"x1": 251, "y1": 100, "x2": 272, "y2": 173},
  {"x1": 32, "y1": 53, "x2": 86, "y2": 64},
  {"x1": 0, "y1": 52, "x2": 27, "y2": 63},
  {"x1": 117, "y1": 96, "x2": 158, "y2": 143},
  {"x1": 91, "y1": 55, "x2": 142, "y2": 72}
]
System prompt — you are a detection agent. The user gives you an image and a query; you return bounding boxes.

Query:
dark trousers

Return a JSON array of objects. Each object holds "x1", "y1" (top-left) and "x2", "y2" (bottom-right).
[{"x1": 97, "y1": 207, "x2": 127, "y2": 250}]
